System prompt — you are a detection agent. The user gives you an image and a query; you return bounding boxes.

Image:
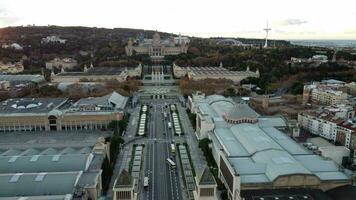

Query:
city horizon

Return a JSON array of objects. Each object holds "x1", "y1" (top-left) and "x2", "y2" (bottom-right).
[
  {"x1": 1, "y1": 0, "x2": 356, "y2": 40},
  {"x1": 2, "y1": 24, "x2": 356, "y2": 41}
]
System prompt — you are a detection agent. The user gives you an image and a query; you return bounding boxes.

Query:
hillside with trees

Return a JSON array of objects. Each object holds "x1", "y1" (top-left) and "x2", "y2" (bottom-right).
[{"x1": 1, "y1": 26, "x2": 355, "y2": 96}]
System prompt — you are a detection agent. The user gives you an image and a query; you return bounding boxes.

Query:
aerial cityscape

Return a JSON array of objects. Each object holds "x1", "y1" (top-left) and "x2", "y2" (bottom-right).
[{"x1": 0, "y1": 1, "x2": 356, "y2": 200}]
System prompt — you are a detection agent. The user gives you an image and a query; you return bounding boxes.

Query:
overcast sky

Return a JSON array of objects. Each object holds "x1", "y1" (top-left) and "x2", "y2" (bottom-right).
[{"x1": 1, "y1": 0, "x2": 356, "y2": 40}]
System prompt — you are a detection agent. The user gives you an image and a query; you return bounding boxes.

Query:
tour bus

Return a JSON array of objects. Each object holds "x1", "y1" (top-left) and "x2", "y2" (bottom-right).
[
  {"x1": 166, "y1": 158, "x2": 176, "y2": 168},
  {"x1": 170, "y1": 143, "x2": 176, "y2": 154},
  {"x1": 144, "y1": 177, "x2": 149, "y2": 188}
]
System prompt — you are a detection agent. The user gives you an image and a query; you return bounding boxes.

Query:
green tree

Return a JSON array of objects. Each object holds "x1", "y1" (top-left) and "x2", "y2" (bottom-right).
[{"x1": 224, "y1": 87, "x2": 236, "y2": 97}]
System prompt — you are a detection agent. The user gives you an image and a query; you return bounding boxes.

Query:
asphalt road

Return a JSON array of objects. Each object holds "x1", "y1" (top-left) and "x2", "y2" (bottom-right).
[{"x1": 141, "y1": 102, "x2": 182, "y2": 200}]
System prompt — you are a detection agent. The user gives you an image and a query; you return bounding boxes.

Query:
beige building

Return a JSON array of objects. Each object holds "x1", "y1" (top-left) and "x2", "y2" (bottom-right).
[
  {"x1": 0, "y1": 61, "x2": 24, "y2": 74},
  {"x1": 46, "y1": 57, "x2": 78, "y2": 70},
  {"x1": 113, "y1": 170, "x2": 137, "y2": 200},
  {"x1": 0, "y1": 92, "x2": 128, "y2": 132},
  {"x1": 51, "y1": 63, "x2": 142, "y2": 83},
  {"x1": 173, "y1": 63, "x2": 259, "y2": 83},
  {"x1": 303, "y1": 81, "x2": 349, "y2": 105},
  {"x1": 193, "y1": 167, "x2": 218, "y2": 200},
  {"x1": 125, "y1": 32, "x2": 188, "y2": 60}
]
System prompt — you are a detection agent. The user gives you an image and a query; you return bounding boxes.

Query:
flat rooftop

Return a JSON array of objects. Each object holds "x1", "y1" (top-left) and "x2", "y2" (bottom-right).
[
  {"x1": 0, "y1": 74, "x2": 44, "y2": 84},
  {"x1": 0, "y1": 98, "x2": 67, "y2": 114},
  {"x1": 0, "y1": 131, "x2": 110, "y2": 149},
  {"x1": 0, "y1": 171, "x2": 81, "y2": 197},
  {"x1": 214, "y1": 123, "x2": 350, "y2": 184},
  {"x1": 58, "y1": 67, "x2": 124, "y2": 76}
]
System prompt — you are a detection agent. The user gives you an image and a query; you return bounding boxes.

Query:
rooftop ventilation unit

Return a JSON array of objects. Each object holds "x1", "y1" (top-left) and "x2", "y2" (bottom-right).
[
  {"x1": 9, "y1": 173, "x2": 23, "y2": 183},
  {"x1": 34, "y1": 172, "x2": 47, "y2": 182}
]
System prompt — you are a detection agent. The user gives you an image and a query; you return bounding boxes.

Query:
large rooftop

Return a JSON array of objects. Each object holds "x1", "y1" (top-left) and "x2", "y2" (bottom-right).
[
  {"x1": 0, "y1": 98, "x2": 67, "y2": 114},
  {"x1": 0, "y1": 74, "x2": 45, "y2": 85},
  {"x1": 192, "y1": 94, "x2": 350, "y2": 184},
  {"x1": 57, "y1": 67, "x2": 124, "y2": 76},
  {"x1": 74, "y1": 91, "x2": 128, "y2": 110},
  {"x1": 0, "y1": 171, "x2": 81, "y2": 197},
  {"x1": 0, "y1": 152, "x2": 93, "y2": 174},
  {"x1": 213, "y1": 123, "x2": 350, "y2": 183}
]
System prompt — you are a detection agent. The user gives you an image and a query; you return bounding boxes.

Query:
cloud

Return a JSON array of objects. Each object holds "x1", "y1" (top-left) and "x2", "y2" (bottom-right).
[
  {"x1": 343, "y1": 29, "x2": 356, "y2": 34},
  {"x1": 279, "y1": 19, "x2": 308, "y2": 26},
  {"x1": 0, "y1": 8, "x2": 20, "y2": 26}
]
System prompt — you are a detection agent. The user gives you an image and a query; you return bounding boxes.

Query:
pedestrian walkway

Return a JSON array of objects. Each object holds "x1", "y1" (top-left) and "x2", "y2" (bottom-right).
[{"x1": 177, "y1": 105, "x2": 207, "y2": 175}]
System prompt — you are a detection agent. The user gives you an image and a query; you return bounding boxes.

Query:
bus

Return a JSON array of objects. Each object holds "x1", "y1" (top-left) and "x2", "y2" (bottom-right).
[
  {"x1": 170, "y1": 143, "x2": 176, "y2": 154},
  {"x1": 166, "y1": 158, "x2": 176, "y2": 168},
  {"x1": 143, "y1": 177, "x2": 149, "y2": 188}
]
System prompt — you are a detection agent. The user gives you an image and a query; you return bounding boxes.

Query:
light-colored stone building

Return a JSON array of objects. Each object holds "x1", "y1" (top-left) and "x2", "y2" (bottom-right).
[
  {"x1": 0, "y1": 61, "x2": 24, "y2": 74},
  {"x1": 0, "y1": 92, "x2": 128, "y2": 132},
  {"x1": 51, "y1": 63, "x2": 142, "y2": 83},
  {"x1": 41, "y1": 35, "x2": 66, "y2": 44},
  {"x1": 298, "y1": 104, "x2": 355, "y2": 149},
  {"x1": 113, "y1": 170, "x2": 137, "y2": 200},
  {"x1": 193, "y1": 167, "x2": 218, "y2": 200},
  {"x1": 46, "y1": 58, "x2": 78, "y2": 70},
  {"x1": 302, "y1": 81, "x2": 349, "y2": 105},
  {"x1": 125, "y1": 32, "x2": 188, "y2": 60},
  {"x1": 173, "y1": 63, "x2": 259, "y2": 83}
]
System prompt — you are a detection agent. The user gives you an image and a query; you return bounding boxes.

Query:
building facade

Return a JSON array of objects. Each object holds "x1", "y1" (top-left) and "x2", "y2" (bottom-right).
[
  {"x1": 303, "y1": 81, "x2": 349, "y2": 105},
  {"x1": 51, "y1": 63, "x2": 142, "y2": 83},
  {"x1": 298, "y1": 104, "x2": 355, "y2": 148},
  {"x1": 125, "y1": 32, "x2": 188, "y2": 59},
  {"x1": 46, "y1": 58, "x2": 78, "y2": 70},
  {"x1": 113, "y1": 170, "x2": 137, "y2": 200},
  {"x1": 0, "y1": 92, "x2": 128, "y2": 132},
  {"x1": 0, "y1": 61, "x2": 24, "y2": 74},
  {"x1": 298, "y1": 112, "x2": 340, "y2": 141},
  {"x1": 173, "y1": 63, "x2": 259, "y2": 83},
  {"x1": 189, "y1": 93, "x2": 351, "y2": 200}
]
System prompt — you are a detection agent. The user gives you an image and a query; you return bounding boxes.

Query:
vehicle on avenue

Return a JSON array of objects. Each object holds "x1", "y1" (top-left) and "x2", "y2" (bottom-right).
[
  {"x1": 144, "y1": 176, "x2": 149, "y2": 189},
  {"x1": 166, "y1": 158, "x2": 176, "y2": 169},
  {"x1": 170, "y1": 143, "x2": 176, "y2": 154}
]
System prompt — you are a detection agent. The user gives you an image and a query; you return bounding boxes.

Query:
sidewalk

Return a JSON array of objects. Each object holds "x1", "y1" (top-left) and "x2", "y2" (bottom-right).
[{"x1": 177, "y1": 105, "x2": 207, "y2": 174}]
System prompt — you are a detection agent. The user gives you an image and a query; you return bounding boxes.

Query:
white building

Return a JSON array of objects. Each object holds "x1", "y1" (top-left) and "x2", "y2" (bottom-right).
[
  {"x1": 298, "y1": 105, "x2": 355, "y2": 148},
  {"x1": 312, "y1": 55, "x2": 328, "y2": 62},
  {"x1": 174, "y1": 34, "x2": 190, "y2": 45},
  {"x1": 298, "y1": 112, "x2": 341, "y2": 141},
  {"x1": 1, "y1": 43, "x2": 23, "y2": 50},
  {"x1": 42, "y1": 35, "x2": 67, "y2": 44},
  {"x1": 46, "y1": 58, "x2": 78, "y2": 70},
  {"x1": 125, "y1": 32, "x2": 188, "y2": 60}
]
